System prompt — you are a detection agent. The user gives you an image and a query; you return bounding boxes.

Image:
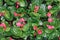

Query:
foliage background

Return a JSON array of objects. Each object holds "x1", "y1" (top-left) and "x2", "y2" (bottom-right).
[{"x1": 0, "y1": 0, "x2": 60, "y2": 40}]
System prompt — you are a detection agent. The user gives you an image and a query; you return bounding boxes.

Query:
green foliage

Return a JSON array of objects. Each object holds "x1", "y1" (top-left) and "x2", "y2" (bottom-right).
[{"x1": 0, "y1": 0, "x2": 60, "y2": 40}]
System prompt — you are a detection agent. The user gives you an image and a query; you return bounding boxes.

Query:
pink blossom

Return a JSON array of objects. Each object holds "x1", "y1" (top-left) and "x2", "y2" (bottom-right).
[
  {"x1": 19, "y1": 18, "x2": 25, "y2": 22},
  {"x1": 0, "y1": 13, "x2": 2, "y2": 16},
  {"x1": 37, "y1": 29, "x2": 42, "y2": 35},
  {"x1": 16, "y1": 18, "x2": 25, "y2": 27},
  {"x1": 1, "y1": 23, "x2": 6, "y2": 30},
  {"x1": 0, "y1": 24, "x2": 3, "y2": 27},
  {"x1": 34, "y1": 6, "x2": 39, "y2": 11},
  {"x1": 10, "y1": 37, "x2": 13, "y2": 40},
  {"x1": 1, "y1": 23, "x2": 6, "y2": 27},
  {"x1": 16, "y1": 22, "x2": 24, "y2": 27},
  {"x1": 20, "y1": 24, "x2": 24, "y2": 28},
  {"x1": 16, "y1": 2, "x2": 19, "y2": 8},
  {"x1": 0, "y1": 23, "x2": 6, "y2": 30},
  {"x1": 14, "y1": 12, "x2": 18, "y2": 16},
  {"x1": 33, "y1": 26, "x2": 37, "y2": 30},
  {"x1": 0, "y1": 12, "x2": 3, "y2": 16},
  {"x1": 46, "y1": 25, "x2": 54, "y2": 30},
  {"x1": 34, "y1": 6, "x2": 39, "y2": 13},
  {"x1": 48, "y1": 5, "x2": 52, "y2": 10},
  {"x1": 48, "y1": 18, "x2": 53, "y2": 22},
  {"x1": 16, "y1": 5, "x2": 19, "y2": 8},
  {"x1": 46, "y1": 12, "x2": 51, "y2": 17},
  {"x1": 16, "y1": 22, "x2": 21, "y2": 27}
]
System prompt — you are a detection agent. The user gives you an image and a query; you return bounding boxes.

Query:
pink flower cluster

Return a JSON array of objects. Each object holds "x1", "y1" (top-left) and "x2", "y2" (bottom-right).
[
  {"x1": 46, "y1": 25, "x2": 54, "y2": 30},
  {"x1": 33, "y1": 26, "x2": 42, "y2": 35},
  {"x1": 16, "y1": 1, "x2": 20, "y2": 8},
  {"x1": 47, "y1": 12, "x2": 53, "y2": 23},
  {"x1": 0, "y1": 23, "x2": 6, "y2": 30},
  {"x1": 46, "y1": 12, "x2": 54, "y2": 29},
  {"x1": 16, "y1": 18, "x2": 26, "y2": 28},
  {"x1": 37, "y1": 29, "x2": 42, "y2": 35},
  {"x1": 46, "y1": 5, "x2": 54, "y2": 30}
]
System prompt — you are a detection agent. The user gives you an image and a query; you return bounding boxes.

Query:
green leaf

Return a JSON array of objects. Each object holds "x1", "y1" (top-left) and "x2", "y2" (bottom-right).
[
  {"x1": 5, "y1": 27, "x2": 10, "y2": 32},
  {"x1": 32, "y1": 23, "x2": 38, "y2": 26},
  {"x1": 7, "y1": 6, "x2": 16, "y2": 13},
  {"x1": 31, "y1": 0, "x2": 42, "y2": 5},
  {"x1": 3, "y1": 31, "x2": 12, "y2": 36},
  {"x1": 36, "y1": 35, "x2": 42, "y2": 40},
  {"x1": 45, "y1": 29, "x2": 53, "y2": 33},
  {"x1": 0, "y1": 27, "x2": 4, "y2": 33},
  {"x1": 39, "y1": 4, "x2": 46, "y2": 17},
  {"x1": 11, "y1": 0, "x2": 17, "y2": 2},
  {"x1": 4, "y1": 10, "x2": 13, "y2": 21},
  {"x1": 0, "y1": 6, "x2": 6, "y2": 12},
  {"x1": 46, "y1": 0, "x2": 53, "y2": 5},
  {"x1": 29, "y1": 12, "x2": 40, "y2": 19},
  {"x1": 11, "y1": 26, "x2": 22, "y2": 37},
  {"x1": 19, "y1": 0, "x2": 26, "y2": 7},
  {"x1": 1, "y1": 38, "x2": 6, "y2": 40},
  {"x1": 17, "y1": 8, "x2": 25, "y2": 13},
  {"x1": 23, "y1": 23, "x2": 29, "y2": 31},
  {"x1": 4, "y1": 0, "x2": 14, "y2": 5},
  {"x1": 0, "y1": 0, "x2": 3, "y2": 6}
]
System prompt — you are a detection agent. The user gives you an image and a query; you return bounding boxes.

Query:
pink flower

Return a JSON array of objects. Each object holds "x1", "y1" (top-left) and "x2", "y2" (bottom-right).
[
  {"x1": 20, "y1": 24, "x2": 24, "y2": 28},
  {"x1": 37, "y1": 29, "x2": 42, "y2": 35},
  {"x1": 0, "y1": 12, "x2": 4, "y2": 16},
  {"x1": 10, "y1": 37, "x2": 13, "y2": 40},
  {"x1": 16, "y1": 22, "x2": 21, "y2": 27},
  {"x1": 16, "y1": 18, "x2": 25, "y2": 27},
  {"x1": 19, "y1": 18, "x2": 25, "y2": 22},
  {"x1": 48, "y1": 18, "x2": 53, "y2": 22},
  {"x1": 16, "y1": 5, "x2": 19, "y2": 8},
  {"x1": 34, "y1": 6, "x2": 39, "y2": 13},
  {"x1": 16, "y1": 22, "x2": 25, "y2": 27},
  {"x1": 2, "y1": 23, "x2": 6, "y2": 27},
  {"x1": 46, "y1": 25, "x2": 54, "y2": 30},
  {"x1": 34, "y1": 6, "x2": 39, "y2": 11},
  {"x1": 0, "y1": 23, "x2": 6, "y2": 30},
  {"x1": 0, "y1": 13, "x2": 2, "y2": 16},
  {"x1": 48, "y1": 5, "x2": 52, "y2": 10},
  {"x1": 33, "y1": 26, "x2": 37, "y2": 30},
  {"x1": 16, "y1": 2, "x2": 19, "y2": 8},
  {"x1": 46, "y1": 12, "x2": 51, "y2": 17},
  {"x1": 34, "y1": 10, "x2": 37, "y2": 13},
  {"x1": 1, "y1": 23, "x2": 6, "y2": 30},
  {"x1": 14, "y1": 12, "x2": 18, "y2": 16},
  {"x1": 0, "y1": 24, "x2": 3, "y2": 27}
]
